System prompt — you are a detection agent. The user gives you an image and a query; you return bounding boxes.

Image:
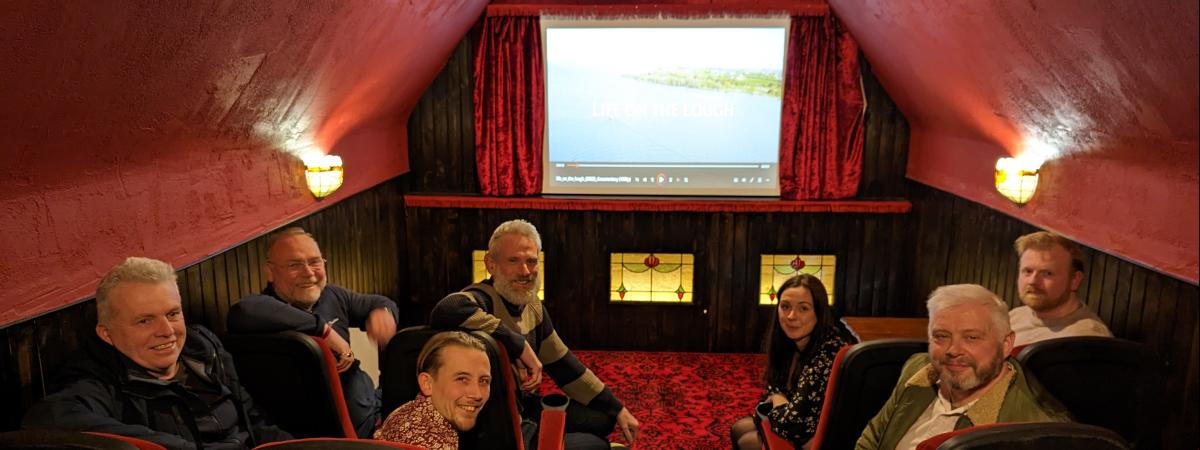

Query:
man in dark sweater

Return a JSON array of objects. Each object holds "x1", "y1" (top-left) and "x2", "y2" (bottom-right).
[
  {"x1": 431, "y1": 219, "x2": 640, "y2": 449},
  {"x1": 22, "y1": 257, "x2": 291, "y2": 450},
  {"x1": 226, "y1": 227, "x2": 398, "y2": 438}
]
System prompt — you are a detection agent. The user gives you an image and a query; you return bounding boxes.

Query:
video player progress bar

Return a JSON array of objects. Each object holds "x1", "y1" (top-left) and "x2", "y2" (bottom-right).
[{"x1": 558, "y1": 163, "x2": 770, "y2": 169}]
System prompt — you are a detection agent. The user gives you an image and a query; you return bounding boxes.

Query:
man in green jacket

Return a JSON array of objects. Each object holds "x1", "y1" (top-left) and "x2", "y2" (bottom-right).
[{"x1": 856, "y1": 284, "x2": 1071, "y2": 450}]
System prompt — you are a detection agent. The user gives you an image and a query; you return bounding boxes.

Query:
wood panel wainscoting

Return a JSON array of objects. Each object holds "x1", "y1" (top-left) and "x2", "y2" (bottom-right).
[
  {"x1": 402, "y1": 198, "x2": 918, "y2": 354},
  {"x1": 0, "y1": 177, "x2": 411, "y2": 431},
  {"x1": 907, "y1": 182, "x2": 1199, "y2": 450}
]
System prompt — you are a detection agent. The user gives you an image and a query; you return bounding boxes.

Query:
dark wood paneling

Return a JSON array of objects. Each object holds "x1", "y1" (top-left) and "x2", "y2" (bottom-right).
[
  {"x1": 857, "y1": 57, "x2": 910, "y2": 199},
  {"x1": 403, "y1": 206, "x2": 915, "y2": 353},
  {"x1": 0, "y1": 177, "x2": 410, "y2": 431},
  {"x1": 908, "y1": 181, "x2": 1200, "y2": 450},
  {"x1": 405, "y1": 37, "x2": 478, "y2": 194}
]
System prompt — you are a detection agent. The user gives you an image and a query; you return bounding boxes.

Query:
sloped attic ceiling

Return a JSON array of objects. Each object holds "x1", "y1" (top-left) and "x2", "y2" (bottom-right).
[{"x1": 830, "y1": 0, "x2": 1199, "y2": 282}]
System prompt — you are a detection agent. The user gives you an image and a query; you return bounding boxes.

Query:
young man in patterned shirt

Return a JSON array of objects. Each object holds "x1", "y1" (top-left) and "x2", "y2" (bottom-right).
[{"x1": 374, "y1": 331, "x2": 491, "y2": 449}]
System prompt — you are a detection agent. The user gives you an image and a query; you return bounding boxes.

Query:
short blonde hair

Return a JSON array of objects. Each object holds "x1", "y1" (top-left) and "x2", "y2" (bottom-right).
[
  {"x1": 487, "y1": 220, "x2": 542, "y2": 256},
  {"x1": 926, "y1": 284, "x2": 1011, "y2": 342},
  {"x1": 1015, "y1": 231, "x2": 1085, "y2": 273},
  {"x1": 417, "y1": 331, "x2": 488, "y2": 377},
  {"x1": 96, "y1": 257, "x2": 177, "y2": 325}
]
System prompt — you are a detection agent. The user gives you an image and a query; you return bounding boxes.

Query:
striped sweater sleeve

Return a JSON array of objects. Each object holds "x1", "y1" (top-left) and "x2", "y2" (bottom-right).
[
  {"x1": 429, "y1": 291, "x2": 527, "y2": 358},
  {"x1": 535, "y1": 308, "x2": 624, "y2": 417}
]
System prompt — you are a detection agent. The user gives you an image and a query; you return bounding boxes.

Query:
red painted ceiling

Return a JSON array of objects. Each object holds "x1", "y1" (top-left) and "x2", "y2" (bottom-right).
[
  {"x1": 830, "y1": 0, "x2": 1199, "y2": 283},
  {"x1": 2, "y1": 0, "x2": 1196, "y2": 326},
  {"x1": 0, "y1": 1, "x2": 487, "y2": 326}
]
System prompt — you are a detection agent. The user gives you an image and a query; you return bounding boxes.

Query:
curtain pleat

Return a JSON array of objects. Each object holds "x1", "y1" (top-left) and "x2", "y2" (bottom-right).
[
  {"x1": 473, "y1": 14, "x2": 863, "y2": 199},
  {"x1": 779, "y1": 15, "x2": 865, "y2": 200},
  {"x1": 474, "y1": 16, "x2": 544, "y2": 196}
]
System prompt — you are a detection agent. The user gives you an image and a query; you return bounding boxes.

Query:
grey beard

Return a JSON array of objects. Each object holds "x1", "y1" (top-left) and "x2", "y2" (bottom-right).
[
  {"x1": 932, "y1": 349, "x2": 1005, "y2": 392},
  {"x1": 496, "y1": 280, "x2": 539, "y2": 306},
  {"x1": 278, "y1": 289, "x2": 320, "y2": 312}
]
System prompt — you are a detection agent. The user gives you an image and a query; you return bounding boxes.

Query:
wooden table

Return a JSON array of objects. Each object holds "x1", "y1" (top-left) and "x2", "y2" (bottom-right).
[{"x1": 841, "y1": 316, "x2": 928, "y2": 341}]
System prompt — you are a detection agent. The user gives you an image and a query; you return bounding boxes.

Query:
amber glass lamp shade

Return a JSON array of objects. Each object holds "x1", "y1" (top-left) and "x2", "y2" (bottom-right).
[
  {"x1": 303, "y1": 154, "x2": 344, "y2": 199},
  {"x1": 995, "y1": 157, "x2": 1039, "y2": 205}
]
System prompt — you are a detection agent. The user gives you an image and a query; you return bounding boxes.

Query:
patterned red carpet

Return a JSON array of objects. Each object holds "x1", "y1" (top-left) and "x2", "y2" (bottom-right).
[{"x1": 541, "y1": 350, "x2": 765, "y2": 449}]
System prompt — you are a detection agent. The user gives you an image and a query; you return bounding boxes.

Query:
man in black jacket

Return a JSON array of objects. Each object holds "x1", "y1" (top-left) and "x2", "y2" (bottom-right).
[
  {"x1": 227, "y1": 226, "x2": 398, "y2": 437},
  {"x1": 22, "y1": 257, "x2": 291, "y2": 450}
]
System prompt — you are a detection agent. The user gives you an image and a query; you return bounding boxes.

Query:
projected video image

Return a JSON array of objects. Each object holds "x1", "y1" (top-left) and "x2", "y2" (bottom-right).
[{"x1": 544, "y1": 24, "x2": 786, "y2": 196}]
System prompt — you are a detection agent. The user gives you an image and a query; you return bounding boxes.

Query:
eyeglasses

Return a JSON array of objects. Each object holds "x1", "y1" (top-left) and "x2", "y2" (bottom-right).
[{"x1": 271, "y1": 258, "x2": 327, "y2": 274}]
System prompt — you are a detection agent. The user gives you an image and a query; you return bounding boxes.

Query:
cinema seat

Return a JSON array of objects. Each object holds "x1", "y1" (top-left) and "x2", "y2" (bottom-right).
[
  {"x1": 536, "y1": 394, "x2": 568, "y2": 450},
  {"x1": 381, "y1": 326, "x2": 526, "y2": 450},
  {"x1": 0, "y1": 429, "x2": 160, "y2": 449},
  {"x1": 253, "y1": 438, "x2": 425, "y2": 449},
  {"x1": 224, "y1": 331, "x2": 358, "y2": 438},
  {"x1": 83, "y1": 433, "x2": 168, "y2": 450},
  {"x1": 917, "y1": 422, "x2": 1129, "y2": 450},
  {"x1": 809, "y1": 338, "x2": 927, "y2": 450},
  {"x1": 1016, "y1": 336, "x2": 1160, "y2": 449},
  {"x1": 754, "y1": 401, "x2": 796, "y2": 450}
]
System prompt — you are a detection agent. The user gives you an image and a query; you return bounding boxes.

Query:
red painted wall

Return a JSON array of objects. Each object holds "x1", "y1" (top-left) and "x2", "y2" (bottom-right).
[
  {"x1": 831, "y1": 0, "x2": 1199, "y2": 283},
  {"x1": 0, "y1": 0, "x2": 487, "y2": 326}
]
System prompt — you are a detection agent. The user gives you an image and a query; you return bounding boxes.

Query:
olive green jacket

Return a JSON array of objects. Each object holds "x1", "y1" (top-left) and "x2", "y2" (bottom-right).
[{"x1": 855, "y1": 353, "x2": 1071, "y2": 450}]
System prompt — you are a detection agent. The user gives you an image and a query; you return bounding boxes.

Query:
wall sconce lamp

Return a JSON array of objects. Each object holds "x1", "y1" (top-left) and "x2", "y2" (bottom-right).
[
  {"x1": 302, "y1": 154, "x2": 344, "y2": 199},
  {"x1": 995, "y1": 157, "x2": 1040, "y2": 205}
]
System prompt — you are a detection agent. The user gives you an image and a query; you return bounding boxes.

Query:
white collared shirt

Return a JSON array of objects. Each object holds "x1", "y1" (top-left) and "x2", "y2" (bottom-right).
[{"x1": 895, "y1": 388, "x2": 979, "y2": 450}]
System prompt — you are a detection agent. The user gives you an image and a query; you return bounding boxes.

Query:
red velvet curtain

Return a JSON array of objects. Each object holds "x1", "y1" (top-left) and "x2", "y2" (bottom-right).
[
  {"x1": 474, "y1": 15, "x2": 544, "y2": 196},
  {"x1": 779, "y1": 15, "x2": 865, "y2": 200}
]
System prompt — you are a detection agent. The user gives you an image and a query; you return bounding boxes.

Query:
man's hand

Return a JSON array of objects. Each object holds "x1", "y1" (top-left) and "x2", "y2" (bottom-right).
[
  {"x1": 515, "y1": 341, "x2": 543, "y2": 391},
  {"x1": 324, "y1": 326, "x2": 355, "y2": 373},
  {"x1": 366, "y1": 308, "x2": 397, "y2": 350},
  {"x1": 616, "y1": 407, "x2": 640, "y2": 447},
  {"x1": 768, "y1": 393, "x2": 788, "y2": 408}
]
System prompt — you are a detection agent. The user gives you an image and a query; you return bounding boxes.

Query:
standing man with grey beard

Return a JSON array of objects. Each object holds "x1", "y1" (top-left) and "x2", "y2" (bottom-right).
[
  {"x1": 431, "y1": 219, "x2": 640, "y2": 450},
  {"x1": 228, "y1": 227, "x2": 398, "y2": 438},
  {"x1": 855, "y1": 284, "x2": 1070, "y2": 450}
]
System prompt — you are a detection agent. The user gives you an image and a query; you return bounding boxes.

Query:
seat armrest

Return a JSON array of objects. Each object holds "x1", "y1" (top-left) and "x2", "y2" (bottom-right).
[{"x1": 536, "y1": 394, "x2": 568, "y2": 450}]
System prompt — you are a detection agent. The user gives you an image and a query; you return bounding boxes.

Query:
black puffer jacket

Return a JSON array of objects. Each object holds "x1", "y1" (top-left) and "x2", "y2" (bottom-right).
[{"x1": 22, "y1": 325, "x2": 291, "y2": 450}]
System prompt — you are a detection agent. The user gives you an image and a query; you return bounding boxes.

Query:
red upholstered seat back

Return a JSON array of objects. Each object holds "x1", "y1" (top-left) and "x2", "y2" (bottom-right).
[
  {"x1": 83, "y1": 432, "x2": 169, "y2": 450},
  {"x1": 915, "y1": 423, "x2": 1010, "y2": 450},
  {"x1": 917, "y1": 422, "x2": 1129, "y2": 450},
  {"x1": 224, "y1": 331, "x2": 358, "y2": 438},
  {"x1": 252, "y1": 438, "x2": 427, "y2": 449},
  {"x1": 808, "y1": 338, "x2": 927, "y2": 450},
  {"x1": 760, "y1": 417, "x2": 795, "y2": 450},
  {"x1": 808, "y1": 344, "x2": 852, "y2": 449}
]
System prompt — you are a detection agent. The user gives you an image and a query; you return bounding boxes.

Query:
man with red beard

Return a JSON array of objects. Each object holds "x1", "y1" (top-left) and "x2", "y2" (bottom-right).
[
  {"x1": 855, "y1": 284, "x2": 1070, "y2": 450},
  {"x1": 432, "y1": 219, "x2": 640, "y2": 450},
  {"x1": 1009, "y1": 231, "x2": 1112, "y2": 346},
  {"x1": 227, "y1": 227, "x2": 399, "y2": 438},
  {"x1": 23, "y1": 257, "x2": 291, "y2": 449}
]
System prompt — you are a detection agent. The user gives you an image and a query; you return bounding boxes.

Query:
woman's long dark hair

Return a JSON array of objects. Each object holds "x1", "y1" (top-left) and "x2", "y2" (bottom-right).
[{"x1": 763, "y1": 274, "x2": 837, "y2": 389}]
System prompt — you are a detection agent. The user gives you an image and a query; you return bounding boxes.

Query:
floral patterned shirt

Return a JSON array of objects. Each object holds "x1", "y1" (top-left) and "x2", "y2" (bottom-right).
[
  {"x1": 764, "y1": 331, "x2": 855, "y2": 445},
  {"x1": 373, "y1": 395, "x2": 458, "y2": 450}
]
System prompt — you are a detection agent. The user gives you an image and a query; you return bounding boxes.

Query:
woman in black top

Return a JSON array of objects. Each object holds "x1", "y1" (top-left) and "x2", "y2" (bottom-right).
[{"x1": 730, "y1": 274, "x2": 857, "y2": 449}]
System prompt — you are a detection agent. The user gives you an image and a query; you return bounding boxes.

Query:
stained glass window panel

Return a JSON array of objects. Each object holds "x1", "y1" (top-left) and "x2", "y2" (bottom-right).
[
  {"x1": 759, "y1": 254, "x2": 836, "y2": 305},
  {"x1": 472, "y1": 250, "x2": 545, "y2": 300},
  {"x1": 610, "y1": 253, "x2": 694, "y2": 303}
]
